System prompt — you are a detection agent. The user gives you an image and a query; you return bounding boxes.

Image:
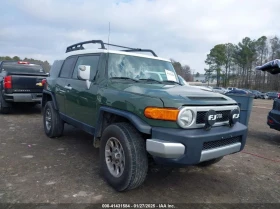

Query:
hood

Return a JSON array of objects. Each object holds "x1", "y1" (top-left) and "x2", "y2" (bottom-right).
[
  {"x1": 109, "y1": 82, "x2": 237, "y2": 107},
  {"x1": 256, "y1": 59, "x2": 280, "y2": 74},
  {"x1": 191, "y1": 85, "x2": 213, "y2": 92}
]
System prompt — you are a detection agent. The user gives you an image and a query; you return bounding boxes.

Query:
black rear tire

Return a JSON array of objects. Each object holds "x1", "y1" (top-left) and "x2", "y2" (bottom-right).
[
  {"x1": 0, "y1": 97, "x2": 10, "y2": 114},
  {"x1": 43, "y1": 101, "x2": 64, "y2": 138},
  {"x1": 100, "y1": 122, "x2": 148, "y2": 192},
  {"x1": 197, "y1": 157, "x2": 223, "y2": 167},
  {"x1": 0, "y1": 106, "x2": 10, "y2": 114}
]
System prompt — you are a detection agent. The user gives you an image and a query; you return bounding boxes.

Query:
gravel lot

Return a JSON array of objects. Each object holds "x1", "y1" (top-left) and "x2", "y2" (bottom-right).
[{"x1": 0, "y1": 99, "x2": 279, "y2": 205}]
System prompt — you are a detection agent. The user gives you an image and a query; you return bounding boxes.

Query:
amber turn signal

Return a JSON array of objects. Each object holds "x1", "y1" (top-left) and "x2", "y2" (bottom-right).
[{"x1": 144, "y1": 107, "x2": 179, "y2": 121}]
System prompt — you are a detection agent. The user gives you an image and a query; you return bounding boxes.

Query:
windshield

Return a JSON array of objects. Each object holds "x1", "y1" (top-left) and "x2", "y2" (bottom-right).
[
  {"x1": 178, "y1": 75, "x2": 189, "y2": 86},
  {"x1": 108, "y1": 53, "x2": 179, "y2": 83}
]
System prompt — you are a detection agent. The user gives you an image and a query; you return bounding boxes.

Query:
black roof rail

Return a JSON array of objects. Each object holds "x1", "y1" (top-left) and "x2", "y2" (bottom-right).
[
  {"x1": 66, "y1": 40, "x2": 106, "y2": 53},
  {"x1": 103, "y1": 43, "x2": 157, "y2": 57},
  {"x1": 121, "y1": 49, "x2": 157, "y2": 57},
  {"x1": 65, "y1": 40, "x2": 157, "y2": 57}
]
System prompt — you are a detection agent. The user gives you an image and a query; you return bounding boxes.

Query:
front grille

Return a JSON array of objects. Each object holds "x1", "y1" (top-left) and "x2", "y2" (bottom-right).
[
  {"x1": 203, "y1": 136, "x2": 242, "y2": 150},
  {"x1": 196, "y1": 110, "x2": 231, "y2": 124}
]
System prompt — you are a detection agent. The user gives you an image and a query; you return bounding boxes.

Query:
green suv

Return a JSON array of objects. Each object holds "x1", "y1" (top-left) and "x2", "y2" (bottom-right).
[{"x1": 42, "y1": 40, "x2": 247, "y2": 191}]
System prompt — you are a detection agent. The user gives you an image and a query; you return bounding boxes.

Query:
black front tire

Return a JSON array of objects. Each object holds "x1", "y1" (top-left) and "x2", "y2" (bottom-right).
[
  {"x1": 43, "y1": 101, "x2": 64, "y2": 138},
  {"x1": 197, "y1": 157, "x2": 223, "y2": 167},
  {"x1": 100, "y1": 122, "x2": 148, "y2": 192}
]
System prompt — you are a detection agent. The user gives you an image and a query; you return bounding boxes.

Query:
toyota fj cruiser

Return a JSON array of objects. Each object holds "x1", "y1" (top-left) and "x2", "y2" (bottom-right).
[
  {"x1": 256, "y1": 59, "x2": 280, "y2": 131},
  {"x1": 42, "y1": 40, "x2": 248, "y2": 191}
]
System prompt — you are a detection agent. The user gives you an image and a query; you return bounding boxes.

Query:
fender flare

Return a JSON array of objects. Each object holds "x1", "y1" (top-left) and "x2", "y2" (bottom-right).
[
  {"x1": 42, "y1": 90, "x2": 59, "y2": 110},
  {"x1": 94, "y1": 106, "x2": 152, "y2": 137}
]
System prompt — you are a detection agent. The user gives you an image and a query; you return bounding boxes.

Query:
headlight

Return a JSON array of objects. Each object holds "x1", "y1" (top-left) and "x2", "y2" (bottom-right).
[{"x1": 177, "y1": 108, "x2": 194, "y2": 128}]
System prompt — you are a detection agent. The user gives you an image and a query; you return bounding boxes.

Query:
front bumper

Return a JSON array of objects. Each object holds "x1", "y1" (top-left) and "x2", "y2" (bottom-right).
[
  {"x1": 146, "y1": 122, "x2": 247, "y2": 166},
  {"x1": 4, "y1": 93, "x2": 42, "y2": 103}
]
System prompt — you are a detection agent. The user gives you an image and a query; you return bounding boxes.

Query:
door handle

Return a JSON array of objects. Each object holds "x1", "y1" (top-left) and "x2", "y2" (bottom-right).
[
  {"x1": 58, "y1": 89, "x2": 66, "y2": 93},
  {"x1": 55, "y1": 87, "x2": 66, "y2": 94},
  {"x1": 64, "y1": 85, "x2": 72, "y2": 90}
]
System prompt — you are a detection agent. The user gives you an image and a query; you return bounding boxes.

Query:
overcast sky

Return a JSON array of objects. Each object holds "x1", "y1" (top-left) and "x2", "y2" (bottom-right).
[{"x1": 1, "y1": 0, "x2": 280, "y2": 73}]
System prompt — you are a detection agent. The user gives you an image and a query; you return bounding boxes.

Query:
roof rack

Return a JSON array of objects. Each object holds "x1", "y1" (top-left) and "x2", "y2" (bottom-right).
[{"x1": 65, "y1": 40, "x2": 157, "y2": 57}]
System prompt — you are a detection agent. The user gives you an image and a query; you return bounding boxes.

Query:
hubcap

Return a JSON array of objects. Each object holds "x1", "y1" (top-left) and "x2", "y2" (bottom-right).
[
  {"x1": 45, "y1": 108, "x2": 52, "y2": 131},
  {"x1": 105, "y1": 137, "x2": 125, "y2": 177}
]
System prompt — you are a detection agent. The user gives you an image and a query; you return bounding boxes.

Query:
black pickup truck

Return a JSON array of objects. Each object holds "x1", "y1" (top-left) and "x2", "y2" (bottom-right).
[
  {"x1": 256, "y1": 59, "x2": 280, "y2": 131},
  {"x1": 0, "y1": 60, "x2": 48, "y2": 113}
]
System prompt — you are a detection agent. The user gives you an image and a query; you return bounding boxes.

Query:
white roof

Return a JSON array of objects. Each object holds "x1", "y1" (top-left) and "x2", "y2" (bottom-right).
[{"x1": 61, "y1": 49, "x2": 170, "y2": 62}]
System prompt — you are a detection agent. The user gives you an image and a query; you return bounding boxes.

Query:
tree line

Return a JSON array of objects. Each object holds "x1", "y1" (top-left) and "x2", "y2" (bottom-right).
[
  {"x1": 0, "y1": 56, "x2": 51, "y2": 72},
  {"x1": 205, "y1": 36, "x2": 280, "y2": 91},
  {"x1": 170, "y1": 59, "x2": 193, "y2": 81}
]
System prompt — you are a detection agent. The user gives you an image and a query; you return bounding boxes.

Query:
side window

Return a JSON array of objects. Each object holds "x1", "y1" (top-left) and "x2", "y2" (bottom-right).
[
  {"x1": 72, "y1": 55, "x2": 100, "y2": 80},
  {"x1": 59, "y1": 57, "x2": 77, "y2": 78}
]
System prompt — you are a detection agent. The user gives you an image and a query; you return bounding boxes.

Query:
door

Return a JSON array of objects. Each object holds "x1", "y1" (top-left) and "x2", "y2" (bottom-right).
[
  {"x1": 55, "y1": 78, "x2": 67, "y2": 113},
  {"x1": 55, "y1": 56, "x2": 77, "y2": 114},
  {"x1": 64, "y1": 54, "x2": 100, "y2": 126}
]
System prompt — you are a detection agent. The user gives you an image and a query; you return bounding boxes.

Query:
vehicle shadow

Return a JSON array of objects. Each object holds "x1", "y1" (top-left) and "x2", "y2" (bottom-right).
[
  {"x1": 7, "y1": 104, "x2": 42, "y2": 115},
  {"x1": 248, "y1": 129, "x2": 280, "y2": 145},
  {"x1": 57, "y1": 124, "x2": 100, "y2": 160},
  {"x1": 60, "y1": 124, "x2": 95, "y2": 145},
  {"x1": 116, "y1": 164, "x2": 240, "y2": 202}
]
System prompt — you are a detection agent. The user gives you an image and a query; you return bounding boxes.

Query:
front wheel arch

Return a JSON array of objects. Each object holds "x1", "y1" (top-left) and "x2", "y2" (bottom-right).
[{"x1": 95, "y1": 106, "x2": 152, "y2": 138}]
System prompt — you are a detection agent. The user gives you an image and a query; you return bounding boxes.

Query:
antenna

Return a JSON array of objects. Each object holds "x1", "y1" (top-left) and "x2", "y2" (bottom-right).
[
  {"x1": 106, "y1": 22, "x2": 111, "y2": 77},
  {"x1": 108, "y1": 22, "x2": 111, "y2": 50}
]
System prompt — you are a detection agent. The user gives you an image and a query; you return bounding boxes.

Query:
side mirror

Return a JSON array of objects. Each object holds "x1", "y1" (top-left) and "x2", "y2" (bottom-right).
[
  {"x1": 178, "y1": 79, "x2": 183, "y2": 85},
  {"x1": 78, "y1": 65, "x2": 91, "y2": 80}
]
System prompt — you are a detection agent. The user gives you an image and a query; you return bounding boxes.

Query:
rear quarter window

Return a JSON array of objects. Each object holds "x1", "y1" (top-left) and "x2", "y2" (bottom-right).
[
  {"x1": 59, "y1": 57, "x2": 77, "y2": 78},
  {"x1": 50, "y1": 60, "x2": 64, "y2": 77}
]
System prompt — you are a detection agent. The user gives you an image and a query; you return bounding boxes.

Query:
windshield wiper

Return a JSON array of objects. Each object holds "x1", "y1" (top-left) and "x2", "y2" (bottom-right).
[
  {"x1": 161, "y1": 80, "x2": 182, "y2": 86},
  {"x1": 138, "y1": 78, "x2": 163, "y2": 84},
  {"x1": 110, "y1": 77, "x2": 139, "y2": 82}
]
